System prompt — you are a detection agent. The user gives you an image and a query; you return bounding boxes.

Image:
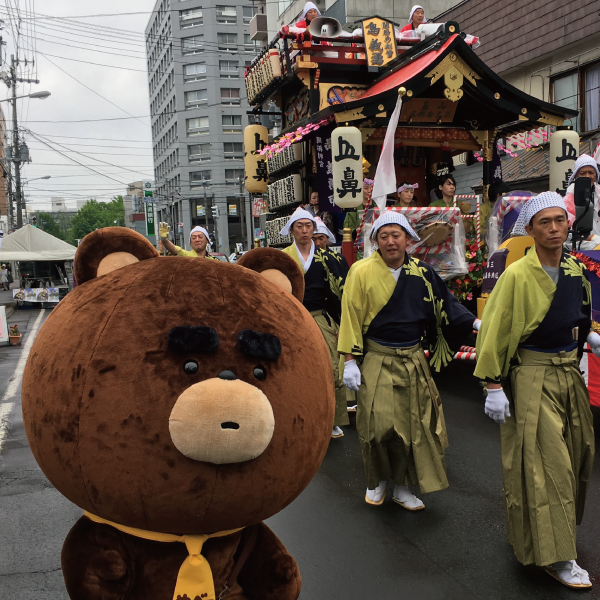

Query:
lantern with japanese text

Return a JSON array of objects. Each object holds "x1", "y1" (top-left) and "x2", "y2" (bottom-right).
[
  {"x1": 331, "y1": 126, "x2": 363, "y2": 209},
  {"x1": 549, "y1": 126, "x2": 579, "y2": 195},
  {"x1": 244, "y1": 125, "x2": 268, "y2": 194}
]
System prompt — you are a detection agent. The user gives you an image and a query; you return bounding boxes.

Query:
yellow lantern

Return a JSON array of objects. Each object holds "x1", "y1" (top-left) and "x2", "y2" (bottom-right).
[{"x1": 244, "y1": 125, "x2": 268, "y2": 193}]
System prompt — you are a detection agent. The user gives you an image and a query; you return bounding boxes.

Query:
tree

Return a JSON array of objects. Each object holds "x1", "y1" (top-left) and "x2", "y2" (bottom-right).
[
  {"x1": 70, "y1": 197, "x2": 125, "y2": 241},
  {"x1": 37, "y1": 212, "x2": 66, "y2": 241}
]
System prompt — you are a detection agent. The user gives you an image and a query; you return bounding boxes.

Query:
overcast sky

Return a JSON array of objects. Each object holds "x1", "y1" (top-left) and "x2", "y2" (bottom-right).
[{"x1": 0, "y1": 0, "x2": 157, "y2": 211}]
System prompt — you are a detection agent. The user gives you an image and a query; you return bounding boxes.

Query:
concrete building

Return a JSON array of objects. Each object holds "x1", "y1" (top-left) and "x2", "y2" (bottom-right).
[
  {"x1": 51, "y1": 197, "x2": 68, "y2": 212},
  {"x1": 145, "y1": 0, "x2": 259, "y2": 255}
]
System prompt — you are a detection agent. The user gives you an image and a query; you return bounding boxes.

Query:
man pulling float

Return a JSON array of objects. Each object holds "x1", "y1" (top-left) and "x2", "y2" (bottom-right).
[
  {"x1": 338, "y1": 211, "x2": 478, "y2": 508},
  {"x1": 476, "y1": 192, "x2": 600, "y2": 589}
]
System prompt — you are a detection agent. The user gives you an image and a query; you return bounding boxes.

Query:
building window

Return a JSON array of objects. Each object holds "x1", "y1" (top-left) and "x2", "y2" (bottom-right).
[
  {"x1": 185, "y1": 90, "x2": 207, "y2": 108},
  {"x1": 552, "y1": 72, "x2": 580, "y2": 132},
  {"x1": 182, "y1": 35, "x2": 204, "y2": 54},
  {"x1": 220, "y1": 88, "x2": 240, "y2": 104},
  {"x1": 217, "y1": 32, "x2": 237, "y2": 50},
  {"x1": 224, "y1": 142, "x2": 243, "y2": 159},
  {"x1": 216, "y1": 5, "x2": 237, "y2": 23},
  {"x1": 187, "y1": 116, "x2": 210, "y2": 135},
  {"x1": 190, "y1": 170, "x2": 212, "y2": 185},
  {"x1": 585, "y1": 64, "x2": 600, "y2": 132},
  {"x1": 244, "y1": 34, "x2": 258, "y2": 51},
  {"x1": 243, "y1": 5, "x2": 257, "y2": 23},
  {"x1": 225, "y1": 168, "x2": 244, "y2": 181},
  {"x1": 180, "y1": 8, "x2": 203, "y2": 28},
  {"x1": 222, "y1": 114, "x2": 242, "y2": 132},
  {"x1": 184, "y1": 62, "x2": 206, "y2": 82},
  {"x1": 219, "y1": 60, "x2": 238, "y2": 76},
  {"x1": 188, "y1": 143, "x2": 211, "y2": 161}
]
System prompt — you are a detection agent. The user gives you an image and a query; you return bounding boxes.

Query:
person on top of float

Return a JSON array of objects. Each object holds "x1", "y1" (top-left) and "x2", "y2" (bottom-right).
[
  {"x1": 394, "y1": 182, "x2": 418, "y2": 207},
  {"x1": 400, "y1": 5, "x2": 426, "y2": 33},
  {"x1": 429, "y1": 175, "x2": 456, "y2": 207},
  {"x1": 563, "y1": 154, "x2": 600, "y2": 250},
  {"x1": 338, "y1": 210, "x2": 478, "y2": 509},
  {"x1": 475, "y1": 191, "x2": 600, "y2": 590},
  {"x1": 294, "y1": 1, "x2": 320, "y2": 28},
  {"x1": 280, "y1": 207, "x2": 349, "y2": 439}
]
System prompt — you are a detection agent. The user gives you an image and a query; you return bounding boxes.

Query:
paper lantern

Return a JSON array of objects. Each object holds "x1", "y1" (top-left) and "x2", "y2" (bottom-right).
[
  {"x1": 331, "y1": 126, "x2": 363, "y2": 209},
  {"x1": 549, "y1": 128, "x2": 580, "y2": 195},
  {"x1": 244, "y1": 125, "x2": 268, "y2": 193}
]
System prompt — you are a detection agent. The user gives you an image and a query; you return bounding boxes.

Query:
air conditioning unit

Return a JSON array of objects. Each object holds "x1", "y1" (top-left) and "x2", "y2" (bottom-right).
[{"x1": 250, "y1": 14, "x2": 268, "y2": 41}]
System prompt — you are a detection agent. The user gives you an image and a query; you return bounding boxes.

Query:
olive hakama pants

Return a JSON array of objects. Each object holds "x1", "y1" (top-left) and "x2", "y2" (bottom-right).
[
  {"x1": 357, "y1": 340, "x2": 449, "y2": 492},
  {"x1": 311, "y1": 310, "x2": 349, "y2": 427},
  {"x1": 503, "y1": 348, "x2": 594, "y2": 566}
]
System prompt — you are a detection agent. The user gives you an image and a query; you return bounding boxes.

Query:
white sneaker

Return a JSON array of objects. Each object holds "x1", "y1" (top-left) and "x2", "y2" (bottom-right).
[
  {"x1": 331, "y1": 426, "x2": 344, "y2": 438},
  {"x1": 546, "y1": 560, "x2": 592, "y2": 588},
  {"x1": 392, "y1": 485, "x2": 425, "y2": 511},
  {"x1": 365, "y1": 480, "x2": 387, "y2": 505}
]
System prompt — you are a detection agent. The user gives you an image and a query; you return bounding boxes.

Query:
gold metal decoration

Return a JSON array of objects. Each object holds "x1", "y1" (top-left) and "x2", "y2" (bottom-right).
[
  {"x1": 538, "y1": 111, "x2": 565, "y2": 127},
  {"x1": 444, "y1": 68, "x2": 464, "y2": 101},
  {"x1": 521, "y1": 108, "x2": 527, "y2": 115},
  {"x1": 334, "y1": 106, "x2": 365, "y2": 122},
  {"x1": 494, "y1": 93, "x2": 500, "y2": 100},
  {"x1": 398, "y1": 87, "x2": 407, "y2": 96},
  {"x1": 426, "y1": 53, "x2": 480, "y2": 87},
  {"x1": 407, "y1": 90, "x2": 413, "y2": 97},
  {"x1": 448, "y1": 25, "x2": 456, "y2": 32},
  {"x1": 378, "y1": 104, "x2": 384, "y2": 110}
]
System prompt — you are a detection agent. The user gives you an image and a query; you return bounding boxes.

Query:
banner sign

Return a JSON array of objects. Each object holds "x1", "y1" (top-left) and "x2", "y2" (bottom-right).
[
  {"x1": 482, "y1": 248, "x2": 509, "y2": 294},
  {"x1": 549, "y1": 128, "x2": 580, "y2": 194},
  {"x1": 145, "y1": 202, "x2": 155, "y2": 236},
  {"x1": 314, "y1": 123, "x2": 340, "y2": 214},
  {"x1": 14, "y1": 288, "x2": 60, "y2": 303},
  {"x1": 362, "y1": 17, "x2": 398, "y2": 71},
  {"x1": 331, "y1": 126, "x2": 363, "y2": 209},
  {"x1": 244, "y1": 125, "x2": 268, "y2": 193}
]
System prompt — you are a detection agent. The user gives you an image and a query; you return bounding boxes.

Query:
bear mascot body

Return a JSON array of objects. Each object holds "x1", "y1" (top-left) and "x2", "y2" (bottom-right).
[{"x1": 21, "y1": 228, "x2": 335, "y2": 600}]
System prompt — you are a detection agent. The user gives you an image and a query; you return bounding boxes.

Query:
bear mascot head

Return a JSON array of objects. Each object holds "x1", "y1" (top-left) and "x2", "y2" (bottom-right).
[{"x1": 21, "y1": 228, "x2": 334, "y2": 600}]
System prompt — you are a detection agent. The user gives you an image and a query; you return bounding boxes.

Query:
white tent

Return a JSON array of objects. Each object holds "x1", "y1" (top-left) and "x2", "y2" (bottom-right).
[{"x1": 0, "y1": 224, "x2": 76, "y2": 261}]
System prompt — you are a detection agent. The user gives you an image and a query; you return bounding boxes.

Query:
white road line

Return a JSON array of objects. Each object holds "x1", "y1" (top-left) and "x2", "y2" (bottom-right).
[{"x1": 0, "y1": 309, "x2": 46, "y2": 450}]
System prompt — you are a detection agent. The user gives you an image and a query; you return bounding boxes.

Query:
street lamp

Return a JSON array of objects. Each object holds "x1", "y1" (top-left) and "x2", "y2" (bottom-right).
[
  {"x1": 0, "y1": 90, "x2": 51, "y2": 103},
  {"x1": 23, "y1": 175, "x2": 51, "y2": 183}
]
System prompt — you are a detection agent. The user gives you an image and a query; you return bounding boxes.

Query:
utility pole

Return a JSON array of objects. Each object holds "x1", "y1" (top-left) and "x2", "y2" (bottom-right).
[
  {"x1": 7, "y1": 55, "x2": 38, "y2": 229},
  {"x1": 238, "y1": 175, "x2": 247, "y2": 250}
]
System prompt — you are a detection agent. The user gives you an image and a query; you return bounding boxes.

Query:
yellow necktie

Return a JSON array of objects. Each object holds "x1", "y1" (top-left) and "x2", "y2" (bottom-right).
[{"x1": 84, "y1": 511, "x2": 243, "y2": 600}]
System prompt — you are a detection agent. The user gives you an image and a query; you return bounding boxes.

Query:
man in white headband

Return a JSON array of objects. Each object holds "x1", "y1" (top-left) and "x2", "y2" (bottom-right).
[
  {"x1": 281, "y1": 207, "x2": 350, "y2": 439},
  {"x1": 158, "y1": 223, "x2": 217, "y2": 259},
  {"x1": 476, "y1": 191, "x2": 599, "y2": 589},
  {"x1": 338, "y1": 210, "x2": 477, "y2": 509},
  {"x1": 312, "y1": 217, "x2": 337, "y2": 251},
  {"x1": 563, "y1": 154, "x2": 600, "y2": 250}
]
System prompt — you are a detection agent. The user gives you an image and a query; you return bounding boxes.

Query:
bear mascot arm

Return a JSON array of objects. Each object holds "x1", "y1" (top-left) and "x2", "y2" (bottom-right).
[{"x1": 21, "y1": 229, "x2": 334, "y2": 600}]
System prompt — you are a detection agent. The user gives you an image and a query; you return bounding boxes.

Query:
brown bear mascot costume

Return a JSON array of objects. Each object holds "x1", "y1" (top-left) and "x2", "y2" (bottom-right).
[{"x1": 21, "y1": 228, "x2": 335, "y2": 600}]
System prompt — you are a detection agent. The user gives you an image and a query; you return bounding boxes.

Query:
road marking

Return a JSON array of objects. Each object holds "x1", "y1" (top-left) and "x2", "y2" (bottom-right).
[{"x1": 0, "y1": 309, "x2": 46, "y2": 451}]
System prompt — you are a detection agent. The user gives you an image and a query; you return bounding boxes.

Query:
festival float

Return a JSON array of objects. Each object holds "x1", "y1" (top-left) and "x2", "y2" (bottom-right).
[{"x1": 243, "y1": 15, "x2": 579, "y2": 361}]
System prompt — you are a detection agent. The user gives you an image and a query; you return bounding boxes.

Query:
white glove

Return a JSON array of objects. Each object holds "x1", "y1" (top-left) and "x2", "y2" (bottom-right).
[
  {"x1": 587, "y1": 331, "x2": 600, "y2": 357},
  {"x1": 343, "y1": 359, "x2": 361, "y2": 391},
  {"x1": 484, "y1": 388, "x2": 511, "y2": 424},
  {"x1": 473, "y1": 319, "x2": 481, "y2": 331},
  {"x1": 158, "y1": 222, "x2": 170, "y2": 240}
]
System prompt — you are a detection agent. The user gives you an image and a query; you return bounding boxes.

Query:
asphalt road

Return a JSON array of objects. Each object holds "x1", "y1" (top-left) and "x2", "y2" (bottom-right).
[{"x1": 2, "y1": 317, "x2": 600, "y2": 599}]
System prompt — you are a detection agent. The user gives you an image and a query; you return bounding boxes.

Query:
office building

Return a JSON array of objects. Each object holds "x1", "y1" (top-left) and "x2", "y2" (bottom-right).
[{"x1": 146, "y1": 0, "x2": 259, "y2": 254}]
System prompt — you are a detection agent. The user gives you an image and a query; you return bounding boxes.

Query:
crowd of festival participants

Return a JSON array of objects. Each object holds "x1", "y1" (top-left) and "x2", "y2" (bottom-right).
[{"x1": 157, "y1": 149, "x2": 600, "y2": 590}]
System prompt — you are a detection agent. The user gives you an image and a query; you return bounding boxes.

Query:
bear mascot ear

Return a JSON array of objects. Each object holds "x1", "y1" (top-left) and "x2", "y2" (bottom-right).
[
  {"x1": 74, "y1": 227, "x2": 159, "y2": 284},
  {"x1": 237, "y1": 248, "x2": 304, "y2": 302}
]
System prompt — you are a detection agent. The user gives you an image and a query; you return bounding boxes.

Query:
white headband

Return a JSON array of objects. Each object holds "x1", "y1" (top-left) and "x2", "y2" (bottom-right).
[
  {"x1": 313, "y1": 217, "x2": 336, "y2": 244},
  {"x1": 190, "y1": 226, "x2": 211, "y2": 246},
  {"x1": 397, "y1": 183, "x2": 419, "y2": 193},
  {"x1": 511, "y1": 192, "x2": 567, "y2": 236},
  {"x1": 568, "y1": 154, "x2": 600, "y2": 185},
  {"x1": 370, "y1": 210, "x2": 420, "y2": 244},
  {"x1": 279, "y1": 207, "x2": 317, "y2": 237}
]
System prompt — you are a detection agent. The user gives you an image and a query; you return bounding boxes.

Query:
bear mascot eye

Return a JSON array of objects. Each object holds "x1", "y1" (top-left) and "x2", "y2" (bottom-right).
[
  {"x1": 183, "y1": 360, "x2": 199, "y2": 375},
  {"x1": 253, "y1": 366, "x2": 267, "y2": 381}
]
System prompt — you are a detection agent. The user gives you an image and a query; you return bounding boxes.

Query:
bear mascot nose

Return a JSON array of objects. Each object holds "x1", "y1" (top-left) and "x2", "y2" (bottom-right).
[{"x1": 168, "y1": 378, "x2": 275, "y2": 464}]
